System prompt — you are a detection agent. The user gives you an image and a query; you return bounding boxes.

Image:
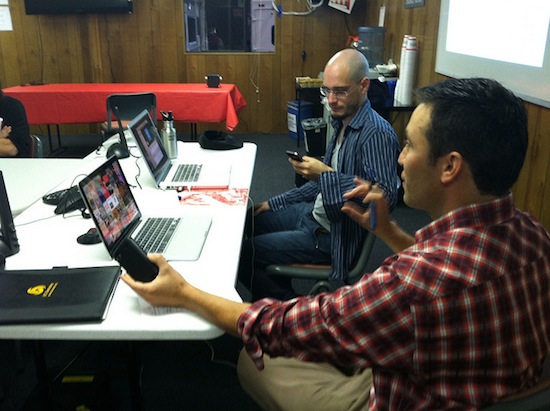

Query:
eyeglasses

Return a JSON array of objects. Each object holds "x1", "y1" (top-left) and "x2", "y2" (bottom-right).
[{"x1": 319, "y1": 83, "x2": 360, "y2": 99}]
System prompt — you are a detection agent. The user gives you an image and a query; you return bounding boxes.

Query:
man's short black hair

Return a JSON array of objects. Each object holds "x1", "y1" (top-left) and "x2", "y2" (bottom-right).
[{"x1": 414, "y1": 78, "x2": 528, "y2": 196}]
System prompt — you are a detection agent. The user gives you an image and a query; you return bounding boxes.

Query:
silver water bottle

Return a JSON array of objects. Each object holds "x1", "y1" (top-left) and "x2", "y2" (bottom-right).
[{"x1": 160, "y1": 110, "x2": 177, "y2": 159}]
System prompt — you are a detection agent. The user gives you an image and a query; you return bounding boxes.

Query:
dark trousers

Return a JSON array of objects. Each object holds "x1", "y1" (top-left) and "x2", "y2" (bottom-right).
[{"x1": 238, "y1": 202, "x2": 331, "y2": 301}]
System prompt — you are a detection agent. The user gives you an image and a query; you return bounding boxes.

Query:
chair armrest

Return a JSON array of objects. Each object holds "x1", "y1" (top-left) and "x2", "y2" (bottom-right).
[
  {"x1": 265, "y1": 264, "x2": 331, "y2": 280},
  {"x1": 481, "y1": 377, "x2": 550, "y2": 410}
]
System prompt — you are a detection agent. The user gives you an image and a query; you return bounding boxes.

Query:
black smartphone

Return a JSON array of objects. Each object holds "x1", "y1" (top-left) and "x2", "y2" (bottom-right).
[
  {"x1": 286, "y1": 150, "x2": 303, "y2": 162},
  {"x1": 115, "y1": 238, "x2": 159, "y2": 282}
]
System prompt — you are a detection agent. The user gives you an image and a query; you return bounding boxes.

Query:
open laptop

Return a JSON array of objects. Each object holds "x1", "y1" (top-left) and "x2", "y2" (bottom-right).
[
  {"x1": 78, "y1": 156, "x2": 212, "y2": 261},
  {"x1": 128, "y1": 109, "x2": 231, "y2": 190}
]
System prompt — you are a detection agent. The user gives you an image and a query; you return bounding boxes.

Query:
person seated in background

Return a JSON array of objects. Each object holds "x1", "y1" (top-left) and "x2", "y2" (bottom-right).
[
  {"x1": 121, "y1": 77, "x2": 550, "y2": 409},
  {"x1": 0, "y1": 83, "x2": 30, "y2": 157},
  {"x1": 207, "y1": 27, "x2": 224, "y2": 50},
  {"x1": 238, "y1": 48, "x2": 401, "y2": 301}
]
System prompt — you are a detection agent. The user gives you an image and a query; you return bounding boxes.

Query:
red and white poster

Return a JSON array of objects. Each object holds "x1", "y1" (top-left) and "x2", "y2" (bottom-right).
[{"x1": 328, "y1": 0, "x2": 355, "y2": 14}]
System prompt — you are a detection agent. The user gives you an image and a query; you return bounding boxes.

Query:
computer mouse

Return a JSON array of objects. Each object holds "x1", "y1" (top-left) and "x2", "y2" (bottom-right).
[{"x1": 77, "y1": 228, "x2": 101, "y2": 245}]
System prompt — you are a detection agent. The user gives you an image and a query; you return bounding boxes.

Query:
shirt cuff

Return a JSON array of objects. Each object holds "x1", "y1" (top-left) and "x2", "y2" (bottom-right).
[{"x1": 237, "y1": 298, "x2": 279, "y2": 370}]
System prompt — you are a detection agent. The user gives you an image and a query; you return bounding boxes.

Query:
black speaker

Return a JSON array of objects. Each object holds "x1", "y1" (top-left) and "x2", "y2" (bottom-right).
[{"x1": 205, "y1": 74, "x2": 222, "y2": 88}]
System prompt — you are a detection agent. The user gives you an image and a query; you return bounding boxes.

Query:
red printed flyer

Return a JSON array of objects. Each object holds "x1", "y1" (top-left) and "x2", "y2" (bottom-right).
[{"x1": 178, "y1": 188, "x2": 249, "y2": 206}]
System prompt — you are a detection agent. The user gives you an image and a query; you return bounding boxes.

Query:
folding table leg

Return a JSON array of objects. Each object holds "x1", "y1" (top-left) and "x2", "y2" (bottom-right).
[{"x1": 33, "y1": 340, "x2": 53, "y2": 411}]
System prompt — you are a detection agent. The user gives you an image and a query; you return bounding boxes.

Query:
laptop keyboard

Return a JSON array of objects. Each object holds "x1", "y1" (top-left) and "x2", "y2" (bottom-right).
[
  {"x1": 173, "y1": 164, "x2": 202, "y2": 182},
  {"x1": 134, "y1": 217, "x2": 181, "y2": 254}
]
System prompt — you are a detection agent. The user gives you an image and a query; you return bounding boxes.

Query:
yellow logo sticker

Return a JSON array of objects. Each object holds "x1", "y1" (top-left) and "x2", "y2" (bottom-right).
[{"x1": 27, "y1": 282, "x2": 58, "y2": 298}]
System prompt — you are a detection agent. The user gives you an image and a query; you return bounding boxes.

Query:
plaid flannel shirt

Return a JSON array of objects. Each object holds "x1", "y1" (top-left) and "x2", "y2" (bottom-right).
[{"x1": 239, "y1": 194, "x2": 550, "y2": 409}]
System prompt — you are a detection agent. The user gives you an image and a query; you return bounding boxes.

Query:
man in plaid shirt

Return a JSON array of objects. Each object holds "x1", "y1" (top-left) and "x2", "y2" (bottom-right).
[{"x1": 122, "y1": 78, "x2": 550, "y2": 410}]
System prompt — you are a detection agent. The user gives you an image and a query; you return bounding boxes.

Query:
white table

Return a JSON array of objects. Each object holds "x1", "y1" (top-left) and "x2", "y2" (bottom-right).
[
  {"x1": 0, "y1": 141, "x2": 257, "y2": 341},
  {"x1": 0, "y1": 158, "x2": 91, "y2": 217}
]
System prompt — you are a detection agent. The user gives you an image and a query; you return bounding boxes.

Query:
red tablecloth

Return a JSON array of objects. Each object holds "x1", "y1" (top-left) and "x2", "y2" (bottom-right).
[{"x1": 3, "y1": 83, "x2": 247, "y2": 131}]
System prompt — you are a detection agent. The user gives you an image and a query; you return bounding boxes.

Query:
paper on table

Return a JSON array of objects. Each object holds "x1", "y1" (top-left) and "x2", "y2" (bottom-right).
[
  {"x1": 138, "y1": 298, "x2": 189, "y2": 315},
  {"x1": 178, "y1": 188, "x2": 249, "y2": 206}
]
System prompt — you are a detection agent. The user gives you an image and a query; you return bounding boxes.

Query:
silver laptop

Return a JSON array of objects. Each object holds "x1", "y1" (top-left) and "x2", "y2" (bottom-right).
[
  {"x1": 128, "y1": 109, "x2": 231, "y2": 190},
  {"x1": 78, "y1": 156, "x2": 212, "y2": 261}
]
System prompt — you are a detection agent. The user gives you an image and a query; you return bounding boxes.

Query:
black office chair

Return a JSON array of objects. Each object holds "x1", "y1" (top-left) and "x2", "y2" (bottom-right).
[
  {"x1": 29, "y1": 134, "x2": 44, "y2": 158},
  {"x1": 265, "y1": 231, "x2": 376, "y2": 295},
  {"x1": 481, "y1": 377, "x2": 550, "y2": 410},
  {"x1": 101, "y1": 92, "x2": 157, "y2": 140}
]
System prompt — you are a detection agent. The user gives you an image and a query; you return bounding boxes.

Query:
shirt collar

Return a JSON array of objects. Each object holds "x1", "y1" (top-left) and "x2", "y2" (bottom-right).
[
  {"x1": 330, "y1": 98, "x2": 372, "y2": 133},
  {"x1": 416, "y1": 193, "x2": 516, "y2": 243}
]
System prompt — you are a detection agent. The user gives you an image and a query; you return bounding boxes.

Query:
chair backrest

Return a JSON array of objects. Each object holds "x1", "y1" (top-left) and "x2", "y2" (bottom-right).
[
  {"x1": 105, "y1": 92, "x2": 157, "y2": 130},
  {"x1": 265, "y1": 231, "x2": 376, "y2": 295},
  {"x1": 481, "y1": 377, "x2": 550, "y2": 410},
  {"x1": 346, "y1": 231, "x2": 376, "y2": 280},
  {"x1": 29, "y1": 134, "x2": 43, "y2": 158}
]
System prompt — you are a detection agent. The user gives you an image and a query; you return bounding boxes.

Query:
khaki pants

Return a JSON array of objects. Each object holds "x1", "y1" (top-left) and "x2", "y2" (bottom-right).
[{"x1": 237, "y1": 349, "x2": 372, "y2": 411}]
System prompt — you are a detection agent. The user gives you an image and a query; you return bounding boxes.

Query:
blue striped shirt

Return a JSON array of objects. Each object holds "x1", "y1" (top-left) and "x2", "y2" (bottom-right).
[{"x1": 268, "y1": 99, "x2": 401, "y2": 280}]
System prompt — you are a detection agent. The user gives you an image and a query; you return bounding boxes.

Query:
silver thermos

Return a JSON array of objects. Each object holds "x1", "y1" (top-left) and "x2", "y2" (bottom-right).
[{"x1": 160, "y1": 110, "x2": 177, "y2": 159}]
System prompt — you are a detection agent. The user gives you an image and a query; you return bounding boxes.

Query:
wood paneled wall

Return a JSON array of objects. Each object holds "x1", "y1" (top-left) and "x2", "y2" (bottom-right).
[
  {"x1": 363, "y1": 0, "x2": 550, "y2": 230},
  {"x1": 1, "y1": 0, "x2": 549, "y2": 229},
  {"x1": 0, "y1": 0, "x2": 368, "y2": 135}
]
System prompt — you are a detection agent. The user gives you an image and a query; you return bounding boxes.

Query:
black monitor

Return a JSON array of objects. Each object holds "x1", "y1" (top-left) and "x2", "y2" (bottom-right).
[
  {"x1": 0, "y1": 171, "x2": 19, "y2": 258},
  {"x1": 24, "y1": 0, "x2": 133, "y2": 15}
]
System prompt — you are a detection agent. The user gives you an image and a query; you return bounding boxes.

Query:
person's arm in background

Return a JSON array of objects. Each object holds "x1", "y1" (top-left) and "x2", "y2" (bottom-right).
[
  {"x1": 321, "y1": 128, "x2": 401, "y2": 222},
  {"x1": 265, "y1": 155, "x2": 331, "y2": 213},
  {"x1": 0, "y1": 96, "x2": 30, "y2": 157},
  {"x1": 0, "y1": 125, "x2": 18, "y2": 157},
  {"x1": 252, "y1": 151, "x2": 331, "y2": 217}
]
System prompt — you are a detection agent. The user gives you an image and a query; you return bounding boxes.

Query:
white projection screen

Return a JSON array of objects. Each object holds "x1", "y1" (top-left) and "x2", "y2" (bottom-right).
[{"x1": 436, "y1": 0, "x2": 550, "y2": 108}]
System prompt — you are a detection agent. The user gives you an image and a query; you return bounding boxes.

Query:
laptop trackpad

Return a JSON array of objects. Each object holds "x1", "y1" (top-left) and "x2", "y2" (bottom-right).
[{"x1": 163, "y1": 215, "x2": 212, "y2": 261}]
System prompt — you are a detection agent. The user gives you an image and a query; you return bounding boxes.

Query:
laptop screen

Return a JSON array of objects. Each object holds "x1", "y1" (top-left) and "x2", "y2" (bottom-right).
[
  {"x1": 128, "y1": 109, "x2": 171, "y2": 183},
  {"x1": 79, "y1": 157, "x2": 141, "y2": 256}
]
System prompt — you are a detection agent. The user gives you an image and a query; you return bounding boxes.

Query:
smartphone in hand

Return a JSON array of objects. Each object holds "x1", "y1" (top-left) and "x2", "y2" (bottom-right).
[{"x1": 286, "y1": 150, "x2": 303, "y2": 162}]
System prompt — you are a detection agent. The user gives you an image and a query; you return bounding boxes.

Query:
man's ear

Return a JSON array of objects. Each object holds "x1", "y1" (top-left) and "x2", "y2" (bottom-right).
[
  {"x1": 360, "y1": 77, "x2": 370, "y2": 94},
  {"x1": 440, "y1": 151, "x2": 464, "y2": 185}
]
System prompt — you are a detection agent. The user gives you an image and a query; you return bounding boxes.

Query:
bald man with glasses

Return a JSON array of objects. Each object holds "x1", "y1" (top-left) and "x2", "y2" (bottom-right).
[{"x1": 238, "y1": 48, "x2": 401, "y2": 301}]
